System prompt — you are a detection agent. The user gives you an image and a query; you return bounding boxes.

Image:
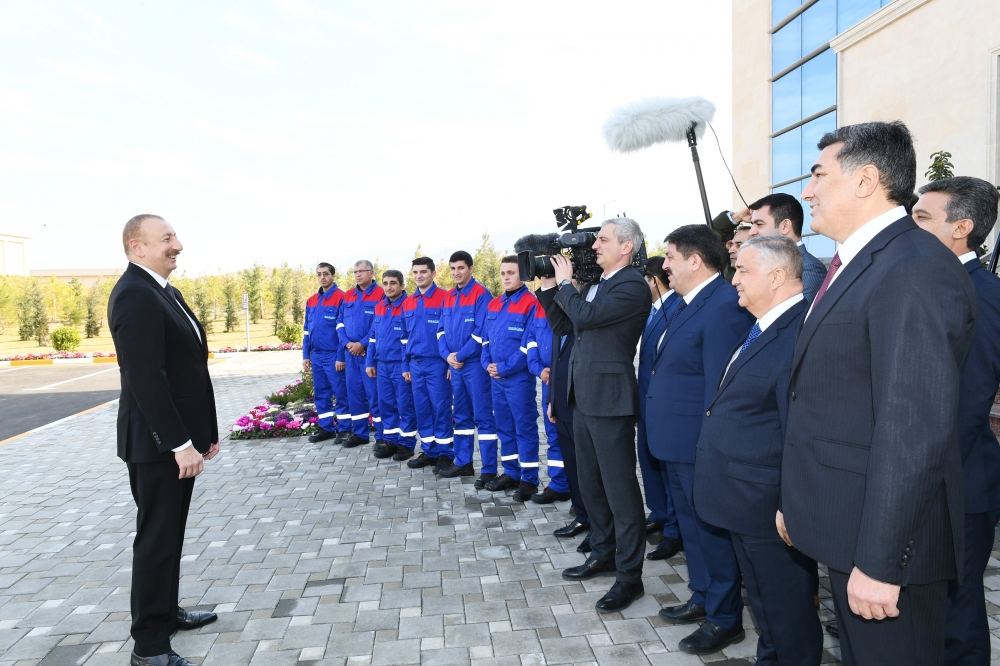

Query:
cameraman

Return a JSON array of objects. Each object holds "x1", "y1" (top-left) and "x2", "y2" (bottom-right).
[{"x1": 536, "y1": 218, "x2": 649, "y2": 614}]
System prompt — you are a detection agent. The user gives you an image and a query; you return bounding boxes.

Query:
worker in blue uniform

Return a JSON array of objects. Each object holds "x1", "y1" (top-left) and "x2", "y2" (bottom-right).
[
  {"x1": 402, "y1": 256, "x2": 455, "y2": 471},
  {"x1": 338, "y1": 260, "x2": 385, "y2": 448},
  {"x1": 437, "y1": 250, "x2": 497, "y2": 482},
  {"x1": 302, "y1": 262, "x2": 347, "y2": 443},
  {"x1": 481, "y1": 256, "x2": 542, "y2": 501},
  {"x1": 365, "y1": 270, "x2": 417, "y2": 462},
  {"x1": 527, "y1": 311, "x2": 570, "y2": 503}
]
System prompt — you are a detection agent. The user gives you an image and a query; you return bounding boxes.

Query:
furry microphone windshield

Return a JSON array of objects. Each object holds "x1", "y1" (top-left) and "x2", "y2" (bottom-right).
[{"x1": 603, "y1": 97, "x2": 716, "y2": 153}]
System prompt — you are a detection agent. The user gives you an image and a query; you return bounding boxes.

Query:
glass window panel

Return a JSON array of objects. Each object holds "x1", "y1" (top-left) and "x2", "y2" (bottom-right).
[
  {"x1": 802, "y1": 0, "x2": 836, "y2": 55},
  {"x1": 772, "y1": 127, "x2": 802, "y2": 184},
  {"x1": 772, "y1": 16, "x2": 801, "y2": 74},
  {"x1": 772, "y1": 0, "x2": 802, "y2": 26},
  {"x1": 800, "y1": 49, "x2": 836, "y2": 118},
  {"x1": 772, "y1": 69, "x2": 802, "y2": 132},
  {"x1": 800, "y1": 111, "x2": 836, "y2": 177},
  {"x1": 802, "y1": 231, "x2": 836, "y2": 259},
  {"x1": 838, "y1": 0, "x2": 881, "y2": 32}
]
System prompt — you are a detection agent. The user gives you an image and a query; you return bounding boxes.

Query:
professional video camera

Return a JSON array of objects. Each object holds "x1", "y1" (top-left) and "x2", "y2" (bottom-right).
[{"x1": 515, "y1": 205, "x2": 647, "y2": 284}]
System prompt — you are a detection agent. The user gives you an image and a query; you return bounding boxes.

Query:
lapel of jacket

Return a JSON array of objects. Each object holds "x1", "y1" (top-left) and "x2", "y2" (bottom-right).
[
  {"x1": 172, "y1": 286, "x2": 209, "y2": 354},
  {"x1": 652, "y1": 276, "x2": 719, "y2": 365},
  {"x1": 129, "y1": 264, "x2": 205, "y2": 351},
  {"x1": 791, "y1": 217, "x2": 913, "y2": 374}
]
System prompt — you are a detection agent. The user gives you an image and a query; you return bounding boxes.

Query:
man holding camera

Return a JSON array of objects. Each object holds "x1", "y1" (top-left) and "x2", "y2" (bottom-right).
[{"x1": 537, "y1": 218, "x2": 649, "y2": 614}]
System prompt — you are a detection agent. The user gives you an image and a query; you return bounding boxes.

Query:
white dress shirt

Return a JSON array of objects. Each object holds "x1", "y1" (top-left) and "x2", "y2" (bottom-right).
[
  {"x1": 958, "y1": 251, "x2": 977, "y2": 265},
  {"x1": 829, "y1": 206, "x2": 906, "y2": 287},
  {"x1": 657, "y1": 273, "x2": 719, "y2": 349},
  {"x1": 722, "y1": 293, "x2": 804, "y2": 381}
]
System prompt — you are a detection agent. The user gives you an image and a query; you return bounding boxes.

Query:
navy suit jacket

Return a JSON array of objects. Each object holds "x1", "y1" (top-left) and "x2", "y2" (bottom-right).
[
  {"x1": 638, "y1": 293, "x2": 681, "y2": 400},
  {"x1": 958, "y1": 259, "x2": 1000, "y2": 515},
  {"x1": 693, "y1": 300, "x2": 806, "y2": 538},
  {"x1": 799, "y1": 243, "x2": 826, "y2": 304},
  {"x1": 644, "y1": 277, "x2": 754, "y2": 464},
  {"x1": 782, "y1": 216, "x2": 975, "y2": 585}
]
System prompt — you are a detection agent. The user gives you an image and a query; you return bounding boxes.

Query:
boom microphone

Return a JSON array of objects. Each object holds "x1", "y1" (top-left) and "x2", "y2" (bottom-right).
[
  {"x1": 603, "y1": 97, "x2": 715, "y2": 153},
  {"x1": 514, "y1": 233, "x2": 560, "y2": 254}
]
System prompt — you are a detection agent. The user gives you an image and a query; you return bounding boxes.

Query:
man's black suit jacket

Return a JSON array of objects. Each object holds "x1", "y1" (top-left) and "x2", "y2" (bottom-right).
[
  {"x1": 109, "y1": 263, "x2": 219, "y2": 463},
  {"x1": 694, "y1": 300, "x2": 806, "y2": 538},
  {"x1": 536, "y1": 267, "x2": 648, "y2": 418},
  {"x1": 781, "y1": 216, "x2": 976, "y2": 586}
]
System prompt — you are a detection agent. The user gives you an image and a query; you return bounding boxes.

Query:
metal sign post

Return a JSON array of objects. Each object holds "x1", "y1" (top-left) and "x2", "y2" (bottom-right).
[{"x1": 242, "y1": 293, "x2": 250, "y2": 352}]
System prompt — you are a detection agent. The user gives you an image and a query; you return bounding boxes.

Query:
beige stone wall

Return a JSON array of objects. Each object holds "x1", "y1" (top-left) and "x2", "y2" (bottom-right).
[
  {"x1": 731, "y1": 0, "x2": 773, "y2": 210},
  {"x1": 834, "y1": 0, "x2": 1000, "y2": 190}
]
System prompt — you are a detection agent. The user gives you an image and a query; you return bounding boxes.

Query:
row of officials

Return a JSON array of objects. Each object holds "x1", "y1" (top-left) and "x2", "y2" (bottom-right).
[{"x1": 299, "y1": 122, "x2": 999, "y2": 666}]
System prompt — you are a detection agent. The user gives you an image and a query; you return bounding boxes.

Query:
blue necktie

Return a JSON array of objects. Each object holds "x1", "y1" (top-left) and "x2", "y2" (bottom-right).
[
  {"x1": 739, "y1": 322, "x2": 762, "y2": 354},
  {"x1": 646, "y1": 306, "x2": 658, "y2": 329}
]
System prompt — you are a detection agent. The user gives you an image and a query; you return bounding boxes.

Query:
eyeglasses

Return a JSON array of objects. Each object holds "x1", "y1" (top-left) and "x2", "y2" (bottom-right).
[{"x1": 353, "y1": 269, "x2": 372, "y2": 274}]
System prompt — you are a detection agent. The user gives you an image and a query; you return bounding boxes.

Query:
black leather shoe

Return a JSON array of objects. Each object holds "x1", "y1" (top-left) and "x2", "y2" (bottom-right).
[
  {"x1": 392, "y1": 447, "x2": 414, "y2": 462},
  {"x1": 562, "y1": 557, "x2": 615, "y2": 581},
  {"x1": 474, "y1": 473, "x2": 496, "y2": 490},
  {"x1": 484, "y1": 474, "x2": 518, "y2": 492},
  {"x1": 512, "y1": 483, "x2": 538, "y2": 502},
  {"x1": 308, "y1": 428, "x2": 338, "y2": 443},
  {"x1": 407, "y1": 453, "x2": 438, "y2": 469},
  {"x1": 678, "y1": 621, "x2": 745, "y2": 655},
  {"x1": 438, "y1": 462, "x2": 474, "y2": 478},
  {"x1": 372, "y1": 441, "x2": 397, "y2": 459},
  {"x1": 596, "y1": 580, "x2": 644, "y2": 613},
  {"x1": 646, "y1": 537, "x2": 683, "y2": 560},
  {"x1": 576, "y1": 534, "x2": 592, "y2": 553},
  {"x1": 645, "y1": 518, "x2": 664, "y2": 534},
  {"x1": 342, "y1": 434, "x2": 369, "y2": 448},
  {"x1": 432, "y1": 457, "x2": 452, "y2": 474},
  {"x1": 531, "y1": 487, "x2": 571, "y2": 504},
  {"x1": 658, "y1": 599, "x2": 707, "y2": 624},
  {"x1": 176, "y1": 607, "x2": 217, "y2": 630},
  {"x1": 825, "y1": 621, "x2": 839, "y2": 639},
  {"x1": 554, "y1": 519, "x2": 589, "y2": 538},
  {"x1": 130, "y1": 651, "x2": 195, "y2": 666}
]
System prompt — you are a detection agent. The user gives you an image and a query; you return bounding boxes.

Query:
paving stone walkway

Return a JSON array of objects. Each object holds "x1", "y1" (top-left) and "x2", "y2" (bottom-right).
[{"x1": 1, "y1": 350, "x2": 998, "y2": 665}]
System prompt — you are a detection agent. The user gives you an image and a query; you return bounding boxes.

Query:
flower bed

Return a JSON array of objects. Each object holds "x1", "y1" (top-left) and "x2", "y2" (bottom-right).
[
  {"x1": 215, "y1": 343, "x2": 302, "y2": 353},
  {"x1": 0, "y1": 351, "x2": 116, "y2": 362},
  {"x1": 230, "y1": 402, "x2": 319, "y2": 440}
]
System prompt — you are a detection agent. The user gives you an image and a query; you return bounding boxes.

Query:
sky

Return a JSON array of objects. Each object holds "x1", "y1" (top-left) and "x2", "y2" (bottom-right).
[{"x1": 0, "y1": 0, "x2": 734, "y2": 277}]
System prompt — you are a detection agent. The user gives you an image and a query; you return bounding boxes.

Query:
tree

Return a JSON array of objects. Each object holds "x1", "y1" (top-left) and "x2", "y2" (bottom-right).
[
  {"x1": 925, "y1": 150, "x2": 955, "y2": 181},
  {"x1": 472, "y1": 233, "x2": 503, "y2": 295},
  {"x1": 290, "y1": 279, "x2": 304, "y2": 327},
  {"x1": 193, "y1": 283, "x2": 213, "y2": 334},
  {"x1": 16, "y1": 286, "x2": 34, "y2": 341},
  {"x1": 19, "y1": 281, "x2": 48, "y2": 346},
  {"x1": 269, "y1": 266, "x2": 292, "y2": 334},
  {"x1": 222, "y1": 277, "x2": 240, "y2": 333},
  {"x1": 84, "y1": 283, "x2": 103, "y2": 338},
  {"x1": 241, "y1": 265, "x2": 265, "y2": 324},
  {"x1": 63, "y1": 278, "x2": 86, "y2": 327}
]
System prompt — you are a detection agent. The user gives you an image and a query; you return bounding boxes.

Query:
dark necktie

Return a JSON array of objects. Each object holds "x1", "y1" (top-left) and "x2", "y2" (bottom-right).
[
  {"x1": 811, "y1": 252, "x2": 842, "y2": 308},
  {"x1": 739, "y1": 322, "x2": 762, "y2": 354}
]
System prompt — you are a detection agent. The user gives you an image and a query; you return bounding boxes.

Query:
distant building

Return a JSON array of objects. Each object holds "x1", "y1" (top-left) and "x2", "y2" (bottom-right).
[
  {"x1": 732, "y1": 0, "x2": 1000, "y2": 259},
  {"x1": 29, "y1": 268, "x2": 121, "y2": 288},
  {"x1": 1, "y1": 233, "x2": 30, "y2": 276}
]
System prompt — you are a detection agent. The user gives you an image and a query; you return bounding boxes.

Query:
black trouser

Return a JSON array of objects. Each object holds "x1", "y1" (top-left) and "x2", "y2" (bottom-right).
[
  {"x1": 944, "y1": 509, "x2": 1000, "y2": 665},
  {"x1": 127, "y1": 461, "x2": 194, "y2": 657},
  {"x1": 828, "y1": 567, "x2": 948, "y2": 666},
  {"x1": 570, "y1": 409, "x2": 644, "y2": 583}
]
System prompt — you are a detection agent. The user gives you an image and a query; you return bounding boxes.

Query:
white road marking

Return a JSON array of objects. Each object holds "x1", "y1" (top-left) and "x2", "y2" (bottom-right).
[
  {"x1": 0, "y1": 367, "x2": 23, "y2": 374},
  {"x1": 23, "y1": 366, "x2": 119, "y2": 391},
  {"x1": 0, "y1": 398, "x2": 119, "y2": 447}
]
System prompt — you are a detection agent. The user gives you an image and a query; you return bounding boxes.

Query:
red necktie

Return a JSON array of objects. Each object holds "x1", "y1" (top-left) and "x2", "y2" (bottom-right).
[{"x1": 811, "y1": 252, "x2": 842, "y2": 308}]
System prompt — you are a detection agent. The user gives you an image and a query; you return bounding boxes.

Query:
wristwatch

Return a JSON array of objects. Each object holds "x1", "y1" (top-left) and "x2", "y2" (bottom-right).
[{"x1": 558, "y1": 279, "x2": 572, "y2": 288}]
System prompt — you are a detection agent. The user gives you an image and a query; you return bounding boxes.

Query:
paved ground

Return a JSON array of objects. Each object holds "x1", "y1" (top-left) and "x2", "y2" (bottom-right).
[{"x1": 1, "y1": 350, "x2": 998, "y2": 665}]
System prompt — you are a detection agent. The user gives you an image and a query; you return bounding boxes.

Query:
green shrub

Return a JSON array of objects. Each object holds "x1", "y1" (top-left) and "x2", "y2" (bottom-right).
[
  {"x1": 51, "y1": 326, "x2": 81, "y2": 352},
  {"x1": 275, "y1": 321, "x2": 301, "y2": 344}
]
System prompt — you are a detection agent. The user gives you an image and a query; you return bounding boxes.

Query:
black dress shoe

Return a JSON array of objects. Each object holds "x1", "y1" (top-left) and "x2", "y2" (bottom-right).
[
  {"x1": 308, "y1": 428, "x2": 338, "y2": 443},
  {"x1": 531, "y1": 487, "x2": 571, "y2": 504},
  {"x1": 596, "y1": 580, "x2": 644, "y2": 613},
  {"x1": 825, "y1": 621, "x2": 839, "y2": 638},
  {"x1": 432, "y1": 457, "x2": 452, "y2": 474},
  {"x1": 407, "y1": 453, "x2": 438, "y2": 469},
  {"x1": 512, "y1": 483, "x2": 538, "y2": 502},
  {"x1": 645, "y1": 519, "x2": 664, "y2": 534},
  {"x1": 392, "y1": 447, "x2": 414, "y2": 462},
  {"x1": 553, "y1": 519, "x2": 588, "y2": 538},
  {"x1": 576, "y1": 534, "x2": 592, "y2": 553},
  {"x1": 484, "y1": 474, "x2": 518, "y2": 492},
  {"x1": 130, "y1": 651, "x2": 195, "y2": 666},
  {"x1": 678, "y1": 621, "x2": 745, "y2": 655},
  {"x1": 658, "y1": 599, "x2": 707, "y2": 624},
  {"x1": 646, "y1": 537, "x2": 683, "y2": 560},
  {"x1": 562, "y1": 557, "x2": 615, "y2": 580},
  {"x1": 438, "y1": 462, "x2": 474, "y2": 478},
  {"x1": 176, "y1": 607, "x2": 217, "y2": 630},
  {"x1": 342, "y1": 434, "x2": 370, "y2": 448},
  {"x1": 474, "y1": 473, "x2": 496, "y2": 490},
  {"x1": 372, "y1": 441, "x2": 397, "y2": 458}
]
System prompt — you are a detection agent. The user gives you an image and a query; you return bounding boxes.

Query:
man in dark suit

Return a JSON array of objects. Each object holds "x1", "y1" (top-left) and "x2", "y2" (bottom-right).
[
  {"x1": 109, "y1": 214, "x2": 220, "y2": 666},
  {"x1": 648, "y1": 224, "x2": 754, "y2": 655},
  {"x1": 694, "y1": 235, "x2": 821, "y2": 664},
  {"x1": 912, "y1": 176, "x2": 1000, "y2": 665},
  {"x1": 746, "y1": 192, "x2": 826, "y2": 302},
  {"x1": 637, "y1": 257, "x2": 683, "y2": 560},
  {"x1": 779, "y1": 122, "x2": 976, "y2": 666},
  {"x1": 536, "y1": 218, "x2": 649, "y2": 613}
]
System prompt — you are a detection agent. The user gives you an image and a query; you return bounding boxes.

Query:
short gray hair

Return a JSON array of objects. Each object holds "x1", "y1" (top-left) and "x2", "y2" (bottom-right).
[
  {"x1": 353, "y1": 259, "x2": 374, "y2": 271},
  {"x1": 601, "y1": 217, "x2": 643, "y2": 254},
  {"x1": 740, "y1": 235, "x2": 803, "y2": 279},
  {"x1": 122, "y1": 214, "x2": 163, "y2": 256}
]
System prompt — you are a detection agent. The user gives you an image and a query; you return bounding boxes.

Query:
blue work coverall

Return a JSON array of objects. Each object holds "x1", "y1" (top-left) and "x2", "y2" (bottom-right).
[
  {"x1": 302, "y1": 286, "x2": 347, "y2": 433},
  {"x1": 366, "y1": 292, "x2": 416, "y2": 451},
  {"x1": 527, "y1": 317, "x2": 568, "y2": 493},
  {"x1": 338, "y1": 282, "x2": 385, "y2": 440},
  {"x1": 402, "y1": 283, "x2": 454, "y2": 459}
]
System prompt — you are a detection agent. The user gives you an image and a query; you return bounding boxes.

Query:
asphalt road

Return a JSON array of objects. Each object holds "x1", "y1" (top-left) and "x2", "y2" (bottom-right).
[{"x1": 0, "y1": 364, "x2": 122, "y2": 442}]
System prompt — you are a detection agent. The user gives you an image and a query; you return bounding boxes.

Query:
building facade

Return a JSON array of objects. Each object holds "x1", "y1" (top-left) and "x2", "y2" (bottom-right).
[
  {"x1": 733, "y1": 0, "x2": 1000, "y2": 258},
  {"x1": 0, "y1": 233, "x2": 30, "y2": 276}
]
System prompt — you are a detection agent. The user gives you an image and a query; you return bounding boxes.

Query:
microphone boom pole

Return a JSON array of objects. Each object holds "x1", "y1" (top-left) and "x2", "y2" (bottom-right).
[{"x1": 686, "y1": 122, "x2": 712, "y2": 227}]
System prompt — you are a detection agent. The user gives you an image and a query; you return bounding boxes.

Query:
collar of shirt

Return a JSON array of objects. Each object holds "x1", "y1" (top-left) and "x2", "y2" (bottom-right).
[
  {"x1": 796, "y1": 240, "x2": 804, "y2": 247},
  {"x1": 132, "y1": 261, "x2": 169, "y2": 289},
  {"x1": 502, "y1": 285, "x2": 527, "y2": 302},
  {"x1": 601, "y1": 266, "x2": 625, "y2": 281},
  {"x1": 683, "y1": 273, "x2": 719, "y2": 304},
  {"x1": 356, "y1": 282, "x2": 377, "y2": 296},
  {"x1": 418, "y1": 283, "x2": 437, "y2": 297},
  {"x1": 834, "y1": 205, "x2": 906, "y2": 277},
  {"x1": 958, "y1": 251, "x2": 978, "y2": 265},
  {"x1": 455, "y1": 279, "x2": 476, "y2": 295},
  {"x1": 651, "y1": 290, "x2": 674, "y2": 311},
  {"x1": 386, "y1": 292, "x2": 407, "y2": 307},
  {"x1": 756, "y1": 293, "x2": 804, "y2": 333}
]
